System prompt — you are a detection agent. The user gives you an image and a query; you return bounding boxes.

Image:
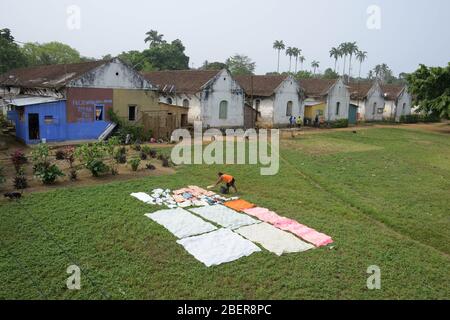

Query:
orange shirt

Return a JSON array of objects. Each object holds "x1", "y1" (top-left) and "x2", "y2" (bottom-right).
[{"x1": 221, "y1": 174, "x2": 234, "y2": 183}]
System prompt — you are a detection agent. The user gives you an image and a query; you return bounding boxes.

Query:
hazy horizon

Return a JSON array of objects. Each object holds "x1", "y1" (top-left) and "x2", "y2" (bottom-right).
[{"x1": 1, "y1": 0, "x2": 449, "y2": 76}]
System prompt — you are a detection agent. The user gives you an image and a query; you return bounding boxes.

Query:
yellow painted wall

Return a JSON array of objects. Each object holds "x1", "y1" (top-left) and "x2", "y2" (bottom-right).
[
  {"x1": 305, "y1": 103, "x2": 326, "y2": 118},
  {"x1": 112, "y1": 89, "x2": 159, "y2": 122}
]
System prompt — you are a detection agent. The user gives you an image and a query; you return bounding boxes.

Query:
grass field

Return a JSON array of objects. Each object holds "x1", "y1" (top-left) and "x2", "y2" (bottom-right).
[{"x1": 1, "y1": 127, "x2": 449, "y2": 299}]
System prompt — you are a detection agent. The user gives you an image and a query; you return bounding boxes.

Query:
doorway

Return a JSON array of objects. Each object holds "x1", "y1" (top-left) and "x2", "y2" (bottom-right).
[{"x1": 28, "y1": 113, "x2": 40, "y2": 140}]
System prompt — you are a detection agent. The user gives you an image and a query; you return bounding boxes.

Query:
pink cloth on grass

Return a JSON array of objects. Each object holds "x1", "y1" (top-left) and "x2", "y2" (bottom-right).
[{"x1": 243, "y1": 207, "x2": 333, "y2": 247}]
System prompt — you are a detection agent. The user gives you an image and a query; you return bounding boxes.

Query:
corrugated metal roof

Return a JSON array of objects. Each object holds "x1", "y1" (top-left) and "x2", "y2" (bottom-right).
[{"x1": 5, "y1": 95, "x2": 64, "y2": 106}]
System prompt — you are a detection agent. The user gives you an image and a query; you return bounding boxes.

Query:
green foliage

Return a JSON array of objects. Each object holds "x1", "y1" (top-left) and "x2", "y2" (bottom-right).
[
  {"x1": 322, "y1": 68, "x2": 339, "y2": 79},
  {"x1": 294, "y1": 70, "x2": 313, "y2": 79},
  {"x1": 108, "y1": 110, "x2": 152, "y2": 143},
  {"x1": 10, "y1": 150, "x2": 27, "y2": 173},
  {"x1": 327, "y1": 119, "x2": 349, "y2": 128},
  {"x1": 201, "y1": 61, "x2": 227, "y2": 71},
  {"x1": 31, "y1": 143, "x2": 50, "y2": 164},
  {"x1": 75, "y1": 143, "x2": 109, "y2": 177},
  {"x1": 118, "y1": 50, "x2": 155, "y2": 72},
  {"x1": 142, "y1": 39, "x2": 189, "y2": 70},
  {"x1": 13, "y1": 168, "x2": 28, "y2": 190},
  {"x1": 0, "y1": 113, "x2": 10, "y2": 129},
  {"x1": 128, "y1": 157, "x2": 141, "y2": 171},
  {"x1": 406, "y1": 63, "x2": 450, "y2": 119},
  {"x1": 55, "y1": 150, "x2": 66, "y2": 161},
  {"x1": 34, "y1": 162, "x2": 64, "y2": 185},
  {"x1": 226, "y1": 54, "x2": 256, "y2": 75},
  {"x1": 0, "y1": 165, "x2": 5, "y2": 185},
  {"x1": 400, "y1": 113, "x2": 441, "y2": 123},
  {"x1": 21, "y1": 41, "x2": 82, "y2": 66},
  {"x1": 114, "y1": 147, "x2": 127, "y2": 164},
  {"x1": 0, "y1": 28, "x2": 27, "y2": 73}
]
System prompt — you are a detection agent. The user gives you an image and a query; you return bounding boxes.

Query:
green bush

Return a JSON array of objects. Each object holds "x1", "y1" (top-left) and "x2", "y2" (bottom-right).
[
  {"x1": 400, "y1": 114, "x2": 420, "y2": 123},
  {"x1": 34, "y1": 163, "x2": 64, "y2": 185},
  {"x1": 0, "y1": 165, "x2": 5, "y2": 186},
  {"x1": 328, "y1": 119, "x2": 349, "y2": 128},
  {"x1": 75, "y1": 143, "x2": 109, "y2": 177},
  {"x1": 108, "y1": 110, "x2": 152, "y2": 143},
  {"x1": 14, "y1": 168, "x2": 28, "y2": 190},
  {"x1": 128, "y1": 158, "x2": 141, "y2": 171}
]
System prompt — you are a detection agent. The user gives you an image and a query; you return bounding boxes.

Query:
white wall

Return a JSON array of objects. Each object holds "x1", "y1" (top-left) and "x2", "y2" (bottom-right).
[
  {"x1": 253, "y1": 97, "x2": 274, "y2": 128},
  {"x1": 158, "y1": 93, "x2": 201, "y2": 123},
  {"x1": 395, "y1": 88, "x2": 412, "y2": 121},
  {"x1": 69, "y1": 58, "x2": 153, "y2": 90},
  {"x1": 273, "y1": 77, "x2": 302, "y2": 126},
  {"x1": 364, "y1": 83, "x2": 385, "y2": 121},
  {"x1": 325, "y1": 78, "x2": 350, "y2": 121},
  {"x1": 200, "y1": 69, "x2": 244, "y2": 128}
]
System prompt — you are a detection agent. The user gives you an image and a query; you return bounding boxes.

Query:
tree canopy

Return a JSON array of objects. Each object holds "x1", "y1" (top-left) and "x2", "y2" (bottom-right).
[
  {"x1": 21, "y1": 42, "x2": 84, "y2": 66},
  {"x1": 0, "y1": 28, "x2": 27, "y2": 73},
  {"x1": 226, "y1": 54, "x2": 256, "y2": 76},
  {"x1": 407, "y1": 63, "x2": 450, "y2": 118}
]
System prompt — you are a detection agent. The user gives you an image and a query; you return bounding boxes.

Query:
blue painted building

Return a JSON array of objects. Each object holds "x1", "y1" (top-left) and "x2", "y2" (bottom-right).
[
  {"x1": 0, "y1": 58, "x2": 155, "y2": 144},
  {"x1": 6, "y1": 97, "x2": 111, "y2": 144}
]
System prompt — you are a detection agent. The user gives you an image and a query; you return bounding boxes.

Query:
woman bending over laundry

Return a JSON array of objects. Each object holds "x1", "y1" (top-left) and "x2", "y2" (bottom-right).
[{"x1": 208, "y1": 172, "x2": 238, "y2": 194}]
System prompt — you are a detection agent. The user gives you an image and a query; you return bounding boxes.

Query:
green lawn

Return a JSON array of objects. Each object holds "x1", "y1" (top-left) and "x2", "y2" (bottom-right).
[{"x1": 1, "y1": 127, "x2": 449, "y2": 299}]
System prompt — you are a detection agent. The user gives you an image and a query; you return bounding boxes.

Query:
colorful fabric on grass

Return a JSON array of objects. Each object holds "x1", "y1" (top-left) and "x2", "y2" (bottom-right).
[
  {"x1": 145, "y1": 208, "x2": 217, "y2": 239},
  {"x1": 224, "y1": 199, "x2": 255, "y2": 212},
  {"x1": 190, "y1": 205, "x2": 258, "y2": 230},
  {"x1": 176, "y1": 228, "x2": 261, "y2": 267},
  {"x1": 235, "y1": 223, "x2": 315, "y2": 256},
  {"x1": 243, "y1": 207, "x2": 333, "y2": 247}
]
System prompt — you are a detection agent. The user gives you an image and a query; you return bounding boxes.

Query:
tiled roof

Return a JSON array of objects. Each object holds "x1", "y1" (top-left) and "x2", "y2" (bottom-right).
[
  {"x1": 234, "y1": 75, "x2": 287, "y2": 96},
  {"x1": 382, "y1": 84, "x2": 405, "y2": 100},
  {"x1": 298, "y1": 78, "x2": 337, "y2": 97},
  {"x1": 0, "y1": 60, "x2": 107, "y2": 89},
  {"x1": 142, "y1": 70, "x2": 220, "y2": 94}
]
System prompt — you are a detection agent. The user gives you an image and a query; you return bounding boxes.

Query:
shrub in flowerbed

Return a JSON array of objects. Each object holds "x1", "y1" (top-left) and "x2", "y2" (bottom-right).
[
  {"x1": 31, "y1": 144, "x2": 64, "y2": 184},
  {"x1": 11, "y1": 150, "x2": 27, "y2": 173},
  {"x1": 75, "y1": 143, "x2": 109, "y2": 177},
  {"x1": 14, "y1": 168, "x2": 28, "y2": 190},
  {"x1": 128, "y1": 157, "x2": 141, "y2": 172},
  {"x1": 55, "y1": 150, "x2": 66, "y2": 160}
]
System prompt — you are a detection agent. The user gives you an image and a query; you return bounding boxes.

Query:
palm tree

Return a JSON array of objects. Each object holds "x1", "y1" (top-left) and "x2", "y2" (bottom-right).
[
  {"x1": 144, "y1": 30, "x2": 164, "y2": 47},
  {"x1": 347, "y1": 42, "x2": 359, "y2": 79},
  {"x1": 286, "y1": 47, "x2": 295, "y2": 73},
  {"x1": 292, "y1": 48, "x2": 301, "y2": 73},
  {"x1": 311, "y1": 60, "x2": 320, "y2": 75},
  {"x1": 339, "y1": 43, "x2": 349, "y2": 76},
  {"x1": 273, "y1": 40, "x2": 285, "y2": 73},
  {"x1": 299, "y1": 55, "x2": 306, "y2": 71},
  {"x1": 356, "y1": 50, "x2": 367, "y2": 80},
  {"x1": 329, "y1": 47, "x2": 340, "y2": 72}
]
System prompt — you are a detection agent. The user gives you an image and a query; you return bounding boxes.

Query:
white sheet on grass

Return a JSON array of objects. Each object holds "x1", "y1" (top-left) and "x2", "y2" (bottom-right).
[
  {"x1": 177, "y1": 228, "x2": 261, "y2": 267},
  {"x1": 189, "y1": 205, "x2": 258, "y2": 230},
  {"x1": 235, "y1": 222, "x2": 315, "y2": 256},
  {"x1": 131, "y1": 192, "x2": 153, "y2": 204},
  {"x1": 145, "y1": 208, "x2": 217, "y2": 239}
]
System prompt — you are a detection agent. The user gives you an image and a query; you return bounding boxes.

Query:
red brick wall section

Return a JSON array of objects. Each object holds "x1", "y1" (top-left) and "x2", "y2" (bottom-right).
[{"x1": 66, "y1": 88, "x2": 113, "y2": 123}]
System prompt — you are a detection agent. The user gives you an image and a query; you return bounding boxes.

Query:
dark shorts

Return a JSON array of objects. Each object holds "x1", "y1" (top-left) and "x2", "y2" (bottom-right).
[{"x1": 226, "y1": 178, "x2": 236, "y2": 188}]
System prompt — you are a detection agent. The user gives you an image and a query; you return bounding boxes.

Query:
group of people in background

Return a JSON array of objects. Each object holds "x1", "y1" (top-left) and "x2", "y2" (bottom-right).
[{"x1": 289, "y1": 116, "x2": 303, "y2": 128}]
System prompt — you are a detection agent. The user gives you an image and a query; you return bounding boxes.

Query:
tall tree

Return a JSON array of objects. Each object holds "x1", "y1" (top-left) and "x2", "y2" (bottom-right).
[
  {"x1": 329, "y1": 47, "x2": 340, "y2": 72},
  {"x1": 201, "y1": 61, "x2": 227, "y2": 71},
  {"x1": 356, "y1": 50, "x2": 367, "y2": 80},
  {"x1": 339, "y1": 43, "x2": 349, "y2": 76},
  {"x1": 286, "y1": 47, "x2": 294, "y2": 73},
  {"x1": 347, "y1": 42, "x2": 358, "y2": 78},
  {"x1": 273, "y1": 40, "x2": 285, "y2": 73},
  {"x1": 406, "y1": 63, "x2": 450, "y2": 118},
  {"x1": 144, "y1": 30, "x2": 165, "y2": 48},
  {"x1": 292, "y1": 48, "x2": 301, "y2": 73},
  {"x1": 299, "y1": 55, "x2": 306, "y2": 71},
  {"x1": 21, "y1": 42, "x2": 82, "y2": 66},
  {"x1": 311, "y1": 60, "x2": 320, "y2": 75},
  {"x1": 226, "y1": 54, "x2": 256, "y2": 75},
  {"x1": 143, "y1": 39, "x2": 189, "y2": 70},
  {"x1": 0, "y1": 28, "x2": 27, "y2": 73}
]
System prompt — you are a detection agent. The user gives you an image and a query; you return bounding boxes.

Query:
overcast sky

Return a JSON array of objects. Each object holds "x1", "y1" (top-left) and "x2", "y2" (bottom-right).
[{"x1": 1, "y1": 0, "x2": 449, "y2": 76}]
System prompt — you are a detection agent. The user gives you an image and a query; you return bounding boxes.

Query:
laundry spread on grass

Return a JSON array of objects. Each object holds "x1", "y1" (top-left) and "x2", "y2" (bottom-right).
[
  {"x1": 190, "y1": 205, "x2": 259, "y2": 230},
  {"x1": 235, "y1": 222, "x2": 315, "y2": 256},
  {"x1": 242, "y1": 207, "x2": 333, "y2": 247},
  {"x1": 145, "y1": 208, "x2": 217, "y2": 239},
  {"x1": 176, "y1": 228, "x2": 261, "y2": 267},
  {"x1": 224, "y1": 199, "x2": 256, "y2": 212},
  {"x1": 134, "y1": 185, "x2": 334, "y2": 266}
]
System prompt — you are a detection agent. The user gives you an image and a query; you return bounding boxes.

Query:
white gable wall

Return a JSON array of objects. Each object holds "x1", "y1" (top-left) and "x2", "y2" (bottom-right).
[
  {"x1": 395, "y1": 88, "x2": 412, "y2": 121},
  {"x1": 253, "y1": 97, "x2": 274, "y2": 128},
  {"x1": 364, "y1": 83, "x2": 385, "y2": 121},
  {"x1": 69, "y1": 58, "x2": 153, "y2": 89},
  {"x1": 200, "y1": 70, "x2": 244, "y2": 128},
  {"x1": 325, "y1": 78, "x2": 350, "y2": 121},
  {"x1": 273, "y1": 78, "x2": 303, "y2": 126}
]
